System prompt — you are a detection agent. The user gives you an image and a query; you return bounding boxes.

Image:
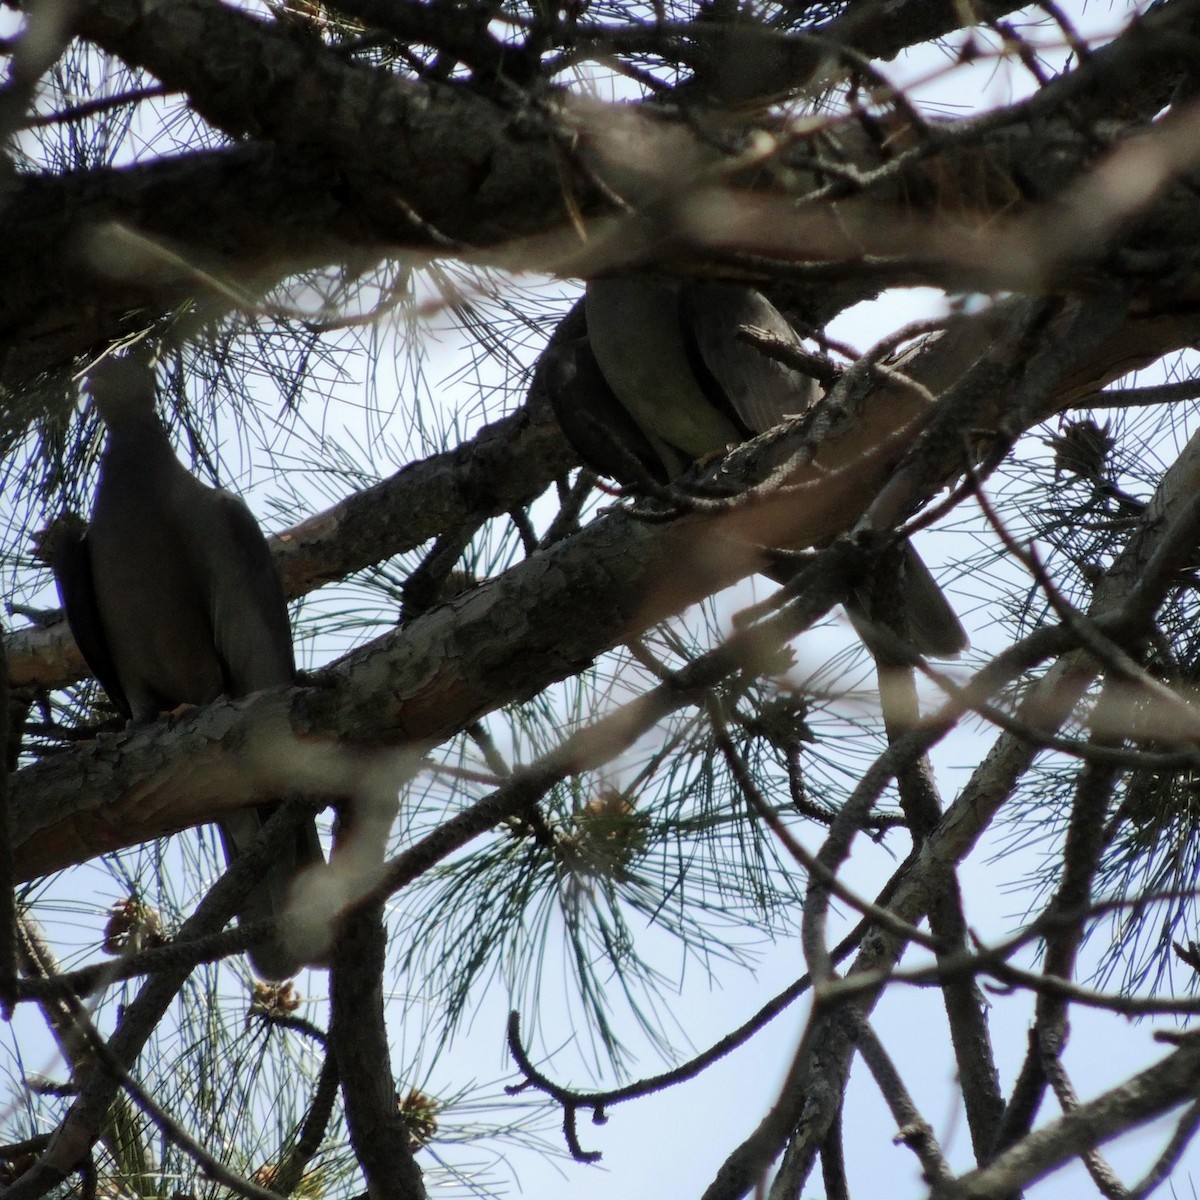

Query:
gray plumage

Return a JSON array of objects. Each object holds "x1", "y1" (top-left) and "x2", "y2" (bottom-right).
[
  {"x1": 549, "y1": 278, "x2": 967, "y2": 657},
  {"x1": 584, "y1": 278, "x2": 817, "y2": 474},
  {"x1": 53, "y1": 357, "x2": 323, "y2": 979},
  {"x1": 543, "y1": 337, "x2": 669, "y2": 485}
]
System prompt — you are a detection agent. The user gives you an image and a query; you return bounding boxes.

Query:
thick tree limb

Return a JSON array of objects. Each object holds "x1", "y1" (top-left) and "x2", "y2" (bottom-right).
[
  {"x1": 7, "y1": 399, "x2": 576, "y2": 691},
  {"x1": 2, "y1": 0, "x2": 1198, "y2": 393},
  {"x1": 11, "y1": 295, "x2": 1194, "y2": 889},
  {"x1": 3, "y1": 798, "x2": 314, "y2": 1199},
  {"x1": 747, "y1": 397, "x2": 1200, "y2": 1198},
  {"x1": 330, "y1": 902, "x2": 424, "y2": 1200},
  {"x1": 936, "y1": 1036, "x2": 1200, "y2": 1200}
]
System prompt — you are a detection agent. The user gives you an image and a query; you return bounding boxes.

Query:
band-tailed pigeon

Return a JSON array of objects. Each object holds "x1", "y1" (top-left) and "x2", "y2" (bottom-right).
[
  {"x1": 547, "y1": 278, "x2": 967, "y2": 657},
  {"x1": 53, "y1": 357, "x2": 324, "y2": 979}
]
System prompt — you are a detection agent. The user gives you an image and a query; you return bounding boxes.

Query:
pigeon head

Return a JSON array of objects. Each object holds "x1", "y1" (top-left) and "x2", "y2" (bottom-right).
[{"x1": 85, "y1": 357, "x2": 159, "y2": 426}]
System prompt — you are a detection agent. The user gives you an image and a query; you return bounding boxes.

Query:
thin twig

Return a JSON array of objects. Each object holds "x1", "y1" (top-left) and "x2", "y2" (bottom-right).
[
  {"x1": 707, "y1": 700, "x2": 937, "y2": 952},
  {"x1": 275, "y1": 1055, "x2": 340, "y2": 1196},
  {"x1": 1040, "y1": 1032, "x2": 1131, "y2": 1200},
  {"x1": 1128, "y1": 1098, "x2": 1200, "y2": 1200},
  {"x1": 853, "y1": 1017, "x2": 953, "y2": 1188},
  {"x1": 0, "y1": 621, "x2": 14, "y2": 1011}
]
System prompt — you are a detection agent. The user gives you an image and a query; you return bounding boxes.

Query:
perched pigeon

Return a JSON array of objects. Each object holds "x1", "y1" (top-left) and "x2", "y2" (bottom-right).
[
  {"x1": 53, "y1": 357, "x2": 324, "y2": 978},
  {"x1": 547, "y1": 278, "x2": 967, "y2": 657}
]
